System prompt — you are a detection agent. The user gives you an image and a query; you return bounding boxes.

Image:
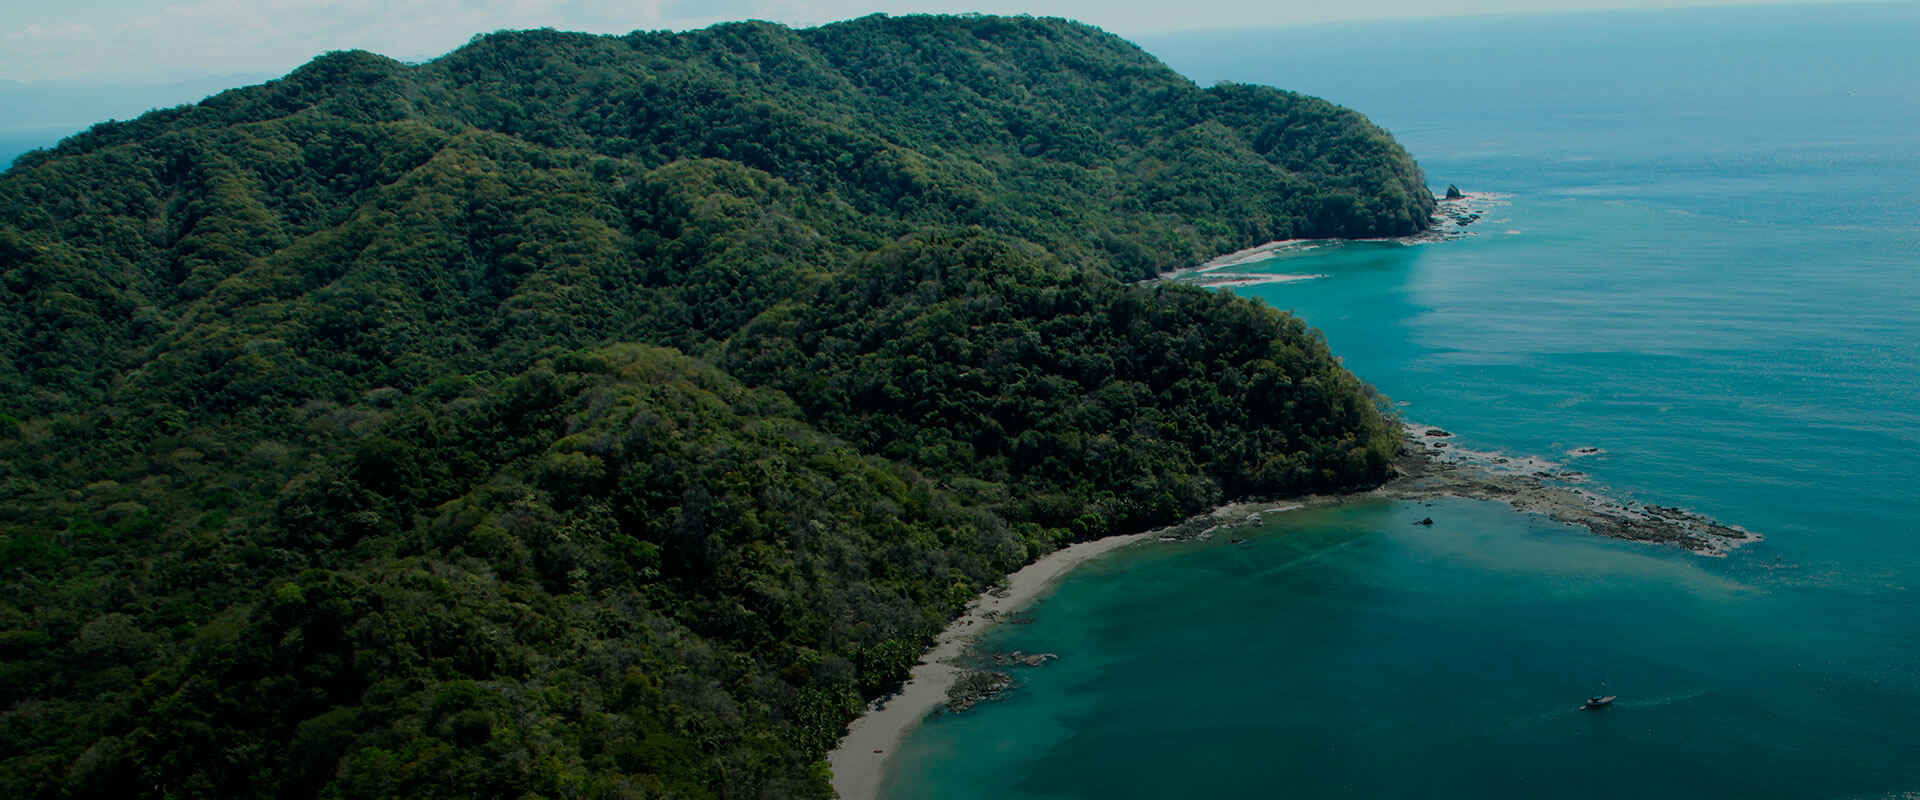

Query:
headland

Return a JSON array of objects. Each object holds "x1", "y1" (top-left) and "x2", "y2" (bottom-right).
[{"x1": 827, "y1": 424, "x2": 1755, "y2": 799}]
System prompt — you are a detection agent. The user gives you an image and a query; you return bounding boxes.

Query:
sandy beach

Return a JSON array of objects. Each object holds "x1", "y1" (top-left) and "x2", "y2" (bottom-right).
[
  {"x1": 1147, "y1": 191, "x2": 1513, "y2": 287},
  {"x1": 824, "y1": 529, "x2": 1154, "y2": 800},
  {"x1": 825, "y1": 500, "x2": 1306, "y2": 800}
]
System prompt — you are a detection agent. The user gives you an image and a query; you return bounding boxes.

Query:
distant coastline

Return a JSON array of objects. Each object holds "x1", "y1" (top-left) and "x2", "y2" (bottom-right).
[
  {"x1": 1152, "y1": 190, "x2": 1509, "y2": 289},
  {"x1": 827, "y1": 423, "x2": 1755, "y2": 799}
]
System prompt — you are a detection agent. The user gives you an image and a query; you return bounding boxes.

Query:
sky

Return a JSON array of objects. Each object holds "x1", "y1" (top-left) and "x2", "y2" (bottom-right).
[{"x1": 0, "y1": 0, "x2": 1899, "y2": 84}]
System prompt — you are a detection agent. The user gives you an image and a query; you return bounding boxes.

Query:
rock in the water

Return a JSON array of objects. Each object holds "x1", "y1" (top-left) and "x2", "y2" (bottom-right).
[
  {"x1": 1416, "y1": 517, "x2": 1434, "y2": 526},
  {"x1": 947, "y1": 670, "x2": 1014, "y2": 713},
  {"x1": 1445, "y1": 184, "x2": 1465, "y2": 200},
  {"x1": 990, "y1": 650, "x2": 1060, "y2": 668}
]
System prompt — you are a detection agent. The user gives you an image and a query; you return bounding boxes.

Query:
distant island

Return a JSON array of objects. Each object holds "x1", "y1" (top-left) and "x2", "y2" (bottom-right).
[{"x1": 0, "y1": 15, "x2": 1433, "y2": 798}]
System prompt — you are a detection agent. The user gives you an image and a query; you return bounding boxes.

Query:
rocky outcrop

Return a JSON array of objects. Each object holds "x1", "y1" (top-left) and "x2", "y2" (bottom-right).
[
  {"x1": 992, "y1": 651, "x2": 1059, "y2": 667},
  {"x1": 944, "y1": 651, "x2": 1063, "y2": 712},
  {"x1": 946, "y1": 670, "x2": 1015, "y2": 712},
  {"x1": 1384, "y1": 423, "x2": 1758, "y2": 554}
]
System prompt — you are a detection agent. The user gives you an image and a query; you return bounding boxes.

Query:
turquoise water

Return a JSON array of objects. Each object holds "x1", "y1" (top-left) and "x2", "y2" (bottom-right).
[{"x1": 885, "y1": 5, "x2": 1920, "y2": 798}]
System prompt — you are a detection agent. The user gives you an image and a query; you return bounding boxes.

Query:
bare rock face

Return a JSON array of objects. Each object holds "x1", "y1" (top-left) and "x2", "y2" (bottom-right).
[{"x1": 1445, "y1": 184, "x2": 1465, "y2": 200}]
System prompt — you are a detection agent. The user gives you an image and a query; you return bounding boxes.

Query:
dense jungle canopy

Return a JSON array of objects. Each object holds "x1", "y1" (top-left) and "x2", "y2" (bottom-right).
[{"x1": 0, "y1": 14, "x2": 1428, "y2": 798}]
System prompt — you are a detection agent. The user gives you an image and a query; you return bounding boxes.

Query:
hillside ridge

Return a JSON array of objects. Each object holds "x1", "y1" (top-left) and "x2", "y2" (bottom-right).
[{"x1": 0, "y1": 15, "x2": 1422, "y2": 798}]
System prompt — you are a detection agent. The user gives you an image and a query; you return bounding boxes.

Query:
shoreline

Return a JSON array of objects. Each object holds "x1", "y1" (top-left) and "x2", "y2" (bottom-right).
[
  {"x1": 823, "y1": 499, "x2": 1288, "y2": 800},
  {"x1": 823, "y1": 528, "x2": 1153, "y2": 800},
  {"x1": 826, "y1": 426, "x2": 1757, "y2": 800},
  {"x1": 1150, "y1": 191, "x2": 1510, "y2": 288}
]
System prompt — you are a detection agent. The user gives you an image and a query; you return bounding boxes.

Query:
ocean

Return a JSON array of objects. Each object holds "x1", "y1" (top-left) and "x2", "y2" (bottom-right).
[{"x1": 881, "y1": 3, "x2": 1920, "y2": 798}]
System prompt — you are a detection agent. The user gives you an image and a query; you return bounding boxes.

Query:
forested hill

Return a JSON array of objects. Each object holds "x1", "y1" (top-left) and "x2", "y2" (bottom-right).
[{"x1": 0, "y1": 14, "x2": 1424, "y2": 799}]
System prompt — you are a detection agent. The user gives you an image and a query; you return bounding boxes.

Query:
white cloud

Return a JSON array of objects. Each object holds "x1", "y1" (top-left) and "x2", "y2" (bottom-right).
[
  {"x1": 0, "y1": 0, "x2": 1895, "y2": 83},
  {"x1": 1, "y1": 0, "x2": 681, "y2": 82}
]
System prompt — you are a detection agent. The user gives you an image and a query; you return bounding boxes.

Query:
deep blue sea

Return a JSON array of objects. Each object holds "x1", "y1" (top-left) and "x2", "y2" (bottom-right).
[{"x1": 884, "y1": 4, "x2": 1920, "y2": 798}]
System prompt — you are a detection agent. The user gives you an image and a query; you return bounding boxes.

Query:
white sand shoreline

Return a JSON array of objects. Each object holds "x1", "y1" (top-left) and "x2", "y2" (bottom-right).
[
  {"x1": 1146, "y1": 189, "x2": 1513, "y2": 287},
  {"x1": 825, "y1": 500, "x2": 1302, "y2": 800},
  {"x1": 823, "y1": 529, "x2": 1154, "y2": 800}
]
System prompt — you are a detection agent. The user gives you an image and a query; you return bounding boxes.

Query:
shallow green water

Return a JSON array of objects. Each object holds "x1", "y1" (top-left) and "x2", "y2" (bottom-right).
[{"x1": 883, "y1": 5, "x2": 1920, "y2": 798}]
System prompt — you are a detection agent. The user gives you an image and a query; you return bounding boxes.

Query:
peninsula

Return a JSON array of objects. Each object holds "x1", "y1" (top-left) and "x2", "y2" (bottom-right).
[{"x1": 1, "y1": 14, "x2": 1432, "y2": 799}]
